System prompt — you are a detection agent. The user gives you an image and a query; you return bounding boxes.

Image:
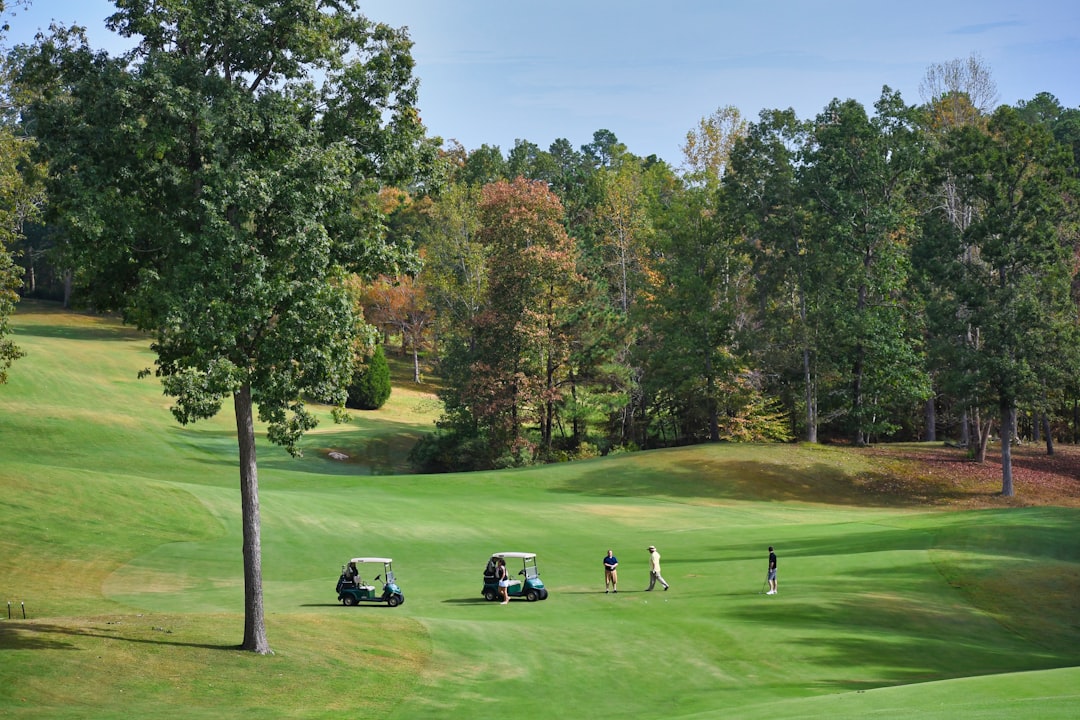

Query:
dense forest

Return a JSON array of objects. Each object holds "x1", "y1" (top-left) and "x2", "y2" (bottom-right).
[
  {"x1": 2, "y1": 7, "x2": 1079, "y2": 495},
  {"x1": 372, "y1": 60, "x2": 1080, "y2": 495}
]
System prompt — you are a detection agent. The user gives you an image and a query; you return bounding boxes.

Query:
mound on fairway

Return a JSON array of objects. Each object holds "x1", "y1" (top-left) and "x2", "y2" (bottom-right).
[{"x1": 1, "y1": 302, "x2": 1078, "y2": 720}]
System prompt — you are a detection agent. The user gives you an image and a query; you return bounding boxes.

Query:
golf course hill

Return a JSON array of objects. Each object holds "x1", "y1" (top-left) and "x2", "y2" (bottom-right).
[{"x1": 2, "y1": 300, "x2": 1078, "y2": 719}]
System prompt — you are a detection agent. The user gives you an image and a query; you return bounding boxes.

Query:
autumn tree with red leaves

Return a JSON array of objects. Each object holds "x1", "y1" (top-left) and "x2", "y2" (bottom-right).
[{"x1": 426, "y1": 178, "x2": 585, "y2": 467}]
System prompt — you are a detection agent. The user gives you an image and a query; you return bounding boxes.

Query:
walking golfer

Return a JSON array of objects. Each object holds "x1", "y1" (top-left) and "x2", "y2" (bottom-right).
[
  {"x1": 646, "y1": 545, "x2": 669, "y2": 591},
  {"x1": 603, "y1": 549, "x2": 618, "y2": 593},
  {"x1": 766, "y1": 546, "x2": 778, "y2": 595}
]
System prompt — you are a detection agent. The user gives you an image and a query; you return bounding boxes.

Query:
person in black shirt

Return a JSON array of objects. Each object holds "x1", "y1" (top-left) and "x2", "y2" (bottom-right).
[{"x1": 766, "y1": 546, "x2": 778, "y2": 595}]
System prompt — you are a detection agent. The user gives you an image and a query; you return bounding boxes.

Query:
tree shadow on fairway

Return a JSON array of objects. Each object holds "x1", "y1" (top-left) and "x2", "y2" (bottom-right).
[
  {"x1": 551, "y1": 455, "x2": 965, "y2": 507},
  {"x1": 0, "y1": 621, "x2": 234, "y2": 652},
  {"x1": 723, "y1": 526, "x2": 936, "y2": 562},
  {"x1": 300, "y1": 603, "x2": 400, "y2": 610},
  {"x1": 13, "y1": 321, "x2": 148, "y2": 343},
  {"x1": 261, "y1": 422, "x2": 427, "y2": 477},
  {"x1": 723, "y1": 507, "x2": 1080, "y2": 563},
  {"x1": 727, "y1": 595, "x2": 1077, "y2": 689},
  {"x1": 559, "y1": 589, "x2": 647, "y2": 595}
]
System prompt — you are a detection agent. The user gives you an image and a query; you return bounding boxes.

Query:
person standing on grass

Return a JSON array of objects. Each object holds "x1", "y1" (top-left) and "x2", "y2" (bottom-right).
[
  {"x1": 603, "y1": 549, "x2": 619, "y2": 593},
  {"x1": 496, "y1": 557, "x2": 511, "y2": 604},
  {"x1": 646, "y1": 545, "x2": 669, "y2": 591},
  {"x1": 766, "y1": 546, "x2": 778, "y2": 595}
]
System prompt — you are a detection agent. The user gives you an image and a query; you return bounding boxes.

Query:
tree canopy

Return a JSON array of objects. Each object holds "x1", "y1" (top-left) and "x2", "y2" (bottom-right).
[{"x1": 19, "y1": 0, "x2": 431, "y2": 652}]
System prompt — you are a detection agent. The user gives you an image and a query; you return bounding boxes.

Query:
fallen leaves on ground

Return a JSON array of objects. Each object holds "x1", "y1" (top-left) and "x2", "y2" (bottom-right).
[{"x1": 859, "y1": 442, "x2": 1080, "y2": 509}]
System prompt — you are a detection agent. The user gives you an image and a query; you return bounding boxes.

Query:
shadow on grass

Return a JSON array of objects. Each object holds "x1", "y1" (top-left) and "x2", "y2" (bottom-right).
[
  {"x1": 13, "y1": 321, "x2": 147, "y2": 343},
  {"x1": 299, "y1": 603, "x2": 402, "y2": 610},
  {"x1": 442, "y1": 598, "x2": 502, "y2": 606},
  {"x1": 718, "y1": 507, "x2": 1080, "y2": 563},
  {"x1": 167, "y1": 423, "x2": 426, "y2": 478},
  {"x1": 551, "y1": 456, "x2": 985, "y2": 507},
  {"x1": 0, "y1": 621, "x2": 234, "y2": 652},
  {"x1": 727, "y1": 594, "x2": 1080, "y2": 685}
]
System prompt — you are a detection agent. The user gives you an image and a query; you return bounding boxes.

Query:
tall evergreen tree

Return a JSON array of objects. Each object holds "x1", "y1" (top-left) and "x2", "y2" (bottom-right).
[
  {"x1": 726, "y1": 108, "x2": 817, "y2": 440},
  {"x1": 797, "y1": 91, "x2": 930, "y2": 444}
]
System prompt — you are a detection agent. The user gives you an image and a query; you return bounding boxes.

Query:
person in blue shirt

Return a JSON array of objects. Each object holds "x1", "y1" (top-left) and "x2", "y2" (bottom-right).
[{"x1": 603, "y1": 550, "x2": 619, "y2": 593}]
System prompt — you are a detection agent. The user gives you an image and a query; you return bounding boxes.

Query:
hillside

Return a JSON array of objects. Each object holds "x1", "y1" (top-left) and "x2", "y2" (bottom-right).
[{"x1": 1, "y1": 301, "x2": 1078, "y2": 719}]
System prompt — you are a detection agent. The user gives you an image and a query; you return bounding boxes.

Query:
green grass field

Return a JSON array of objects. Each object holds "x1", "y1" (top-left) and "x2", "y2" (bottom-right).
[{"x1": 2, "y1": 301, "x2": 1078, "y2": 719}]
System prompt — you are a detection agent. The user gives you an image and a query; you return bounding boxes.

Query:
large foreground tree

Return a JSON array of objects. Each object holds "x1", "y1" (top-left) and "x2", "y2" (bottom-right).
[{"x1": 21, "y1": 0, "x2": 429, "y2": 653}]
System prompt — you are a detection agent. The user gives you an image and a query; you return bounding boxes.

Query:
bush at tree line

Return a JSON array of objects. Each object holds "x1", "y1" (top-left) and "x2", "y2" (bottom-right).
[{"x1": 347, "y1": 345, "x2": 391, "y2": 410}]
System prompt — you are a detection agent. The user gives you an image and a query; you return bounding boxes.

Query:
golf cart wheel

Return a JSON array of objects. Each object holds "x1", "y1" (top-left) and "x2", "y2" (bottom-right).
[
  {"x1": 539, "y1": 589, "x2": 549, "y2": 600},
  {"x1": 483, "y1": 589, "x2": 498, "y2": 602},
  {"x1": 525, "y1": 590, "x2": 539, "y2": 602},
  {"x1": 342, "y1": 595, "x2": 357, "y2": 607},
  {"x1": 387, "y1": 594, "x2": 402, "y2": 608}
]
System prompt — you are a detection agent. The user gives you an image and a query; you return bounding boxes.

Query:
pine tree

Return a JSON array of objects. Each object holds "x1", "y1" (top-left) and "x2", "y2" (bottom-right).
[{"x1": 348, "y1": 345, "x2": 392, "y2": 410}]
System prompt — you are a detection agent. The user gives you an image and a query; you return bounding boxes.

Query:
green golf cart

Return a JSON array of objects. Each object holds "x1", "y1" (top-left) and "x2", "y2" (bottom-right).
[
  {"x1": 481, "y1": 551, "x2": 549, "y2": 602},
  {"x1": 336, "y1": 557, "x2": 405, "y2": 607}
]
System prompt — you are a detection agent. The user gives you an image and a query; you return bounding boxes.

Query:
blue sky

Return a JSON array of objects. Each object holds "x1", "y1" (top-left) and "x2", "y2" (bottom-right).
[{"x1": 5, "y1": 0, "x2": 1079, "y2": 165}]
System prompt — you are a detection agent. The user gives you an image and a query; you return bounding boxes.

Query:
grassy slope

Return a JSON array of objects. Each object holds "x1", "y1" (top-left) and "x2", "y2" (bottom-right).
[{"x1": 1, "y1": 301, "x2": 1078, "y2": 719}]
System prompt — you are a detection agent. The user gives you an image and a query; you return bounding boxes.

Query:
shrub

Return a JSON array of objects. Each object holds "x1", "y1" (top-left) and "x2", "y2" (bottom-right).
[{"x1": 346, "y1": 345, "x2": 391, "y2": 410}]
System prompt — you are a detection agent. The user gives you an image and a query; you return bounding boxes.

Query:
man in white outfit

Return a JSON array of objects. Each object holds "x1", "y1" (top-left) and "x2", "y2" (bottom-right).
[{"x1": 646, "y1": 545, "x2": 669, "y2": 591}]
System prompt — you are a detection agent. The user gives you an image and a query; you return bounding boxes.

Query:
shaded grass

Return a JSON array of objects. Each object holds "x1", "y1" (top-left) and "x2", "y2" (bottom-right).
[{"x1": 0, "y1": 612, "x2": 429, "y2": 720}]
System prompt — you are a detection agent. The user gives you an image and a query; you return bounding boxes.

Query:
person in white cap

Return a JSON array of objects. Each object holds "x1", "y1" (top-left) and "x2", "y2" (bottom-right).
[{"x1": 646, "y1": 545, "x2": 669, "y2": 591}]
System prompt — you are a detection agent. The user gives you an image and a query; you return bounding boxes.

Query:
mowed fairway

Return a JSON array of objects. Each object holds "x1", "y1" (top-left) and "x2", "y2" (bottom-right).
[{"x1": 2, "y1": 302, "x2": 1078, "y2": 719}]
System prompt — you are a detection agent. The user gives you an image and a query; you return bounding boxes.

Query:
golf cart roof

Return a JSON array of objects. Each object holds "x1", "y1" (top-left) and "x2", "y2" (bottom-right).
[
  {"x1": 350, "y1": 557, "x2": 393, "y2": 564},
  {"x1": 492, "y1": 552, "x2": 536, "y2": 560}
]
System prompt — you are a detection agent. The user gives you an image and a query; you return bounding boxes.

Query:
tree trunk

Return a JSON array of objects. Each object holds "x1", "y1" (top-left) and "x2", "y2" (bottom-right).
[
  {"x1": 235, "y1": 384, "x2": 271, "y2": 654},
  {"x1": 974, "y1": 410, "x2": 991, "y2": 463},
  {"x1": 1043, "y1": 413, "x2": 1054, "y2": 456},
  {"x1": 1074, "y1": 398, "x2": 1078, "y2": 444},
  {"x1": 852, "y1": 343, "x2": 865, "y2": 446},
  {"x1": 803, "y1": 347, "x2": 817, "y2": 443},
  {"x1": 412, "y1": 347, "x2": 420, "y2": 383},
  {"x1": 1000, "y1": 403, "x2": 1015, "y2": 497},
  {"x1": 924, "y1": 395, "x2": 936, "y2": 442},
  {"x1": 1074, "y1": 398, "x2": 1079, "y2": 444},
  {"x1": 62, "y1": 268, "x2": 73, "y2": 309},
  {"x1": 960, "y1": 410, "x2": 970, "y2": 447},
  {"x1": 705, "y1": 348, "x2": 719, "y2": 442}
]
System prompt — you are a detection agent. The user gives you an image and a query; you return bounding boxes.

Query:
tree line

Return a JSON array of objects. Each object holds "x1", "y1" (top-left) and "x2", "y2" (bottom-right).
[
  {"x1": 364, "y1": 63, "x2": 1080, "y2": 498},
  {"x1": 4, "y1": 20, "x2": 1080, "y2": 497}
]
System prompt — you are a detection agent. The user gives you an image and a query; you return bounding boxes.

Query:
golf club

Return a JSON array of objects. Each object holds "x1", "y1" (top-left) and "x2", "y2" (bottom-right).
[{"x1": 759, "y1": 576, "x2": 769, "y2": 594}]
